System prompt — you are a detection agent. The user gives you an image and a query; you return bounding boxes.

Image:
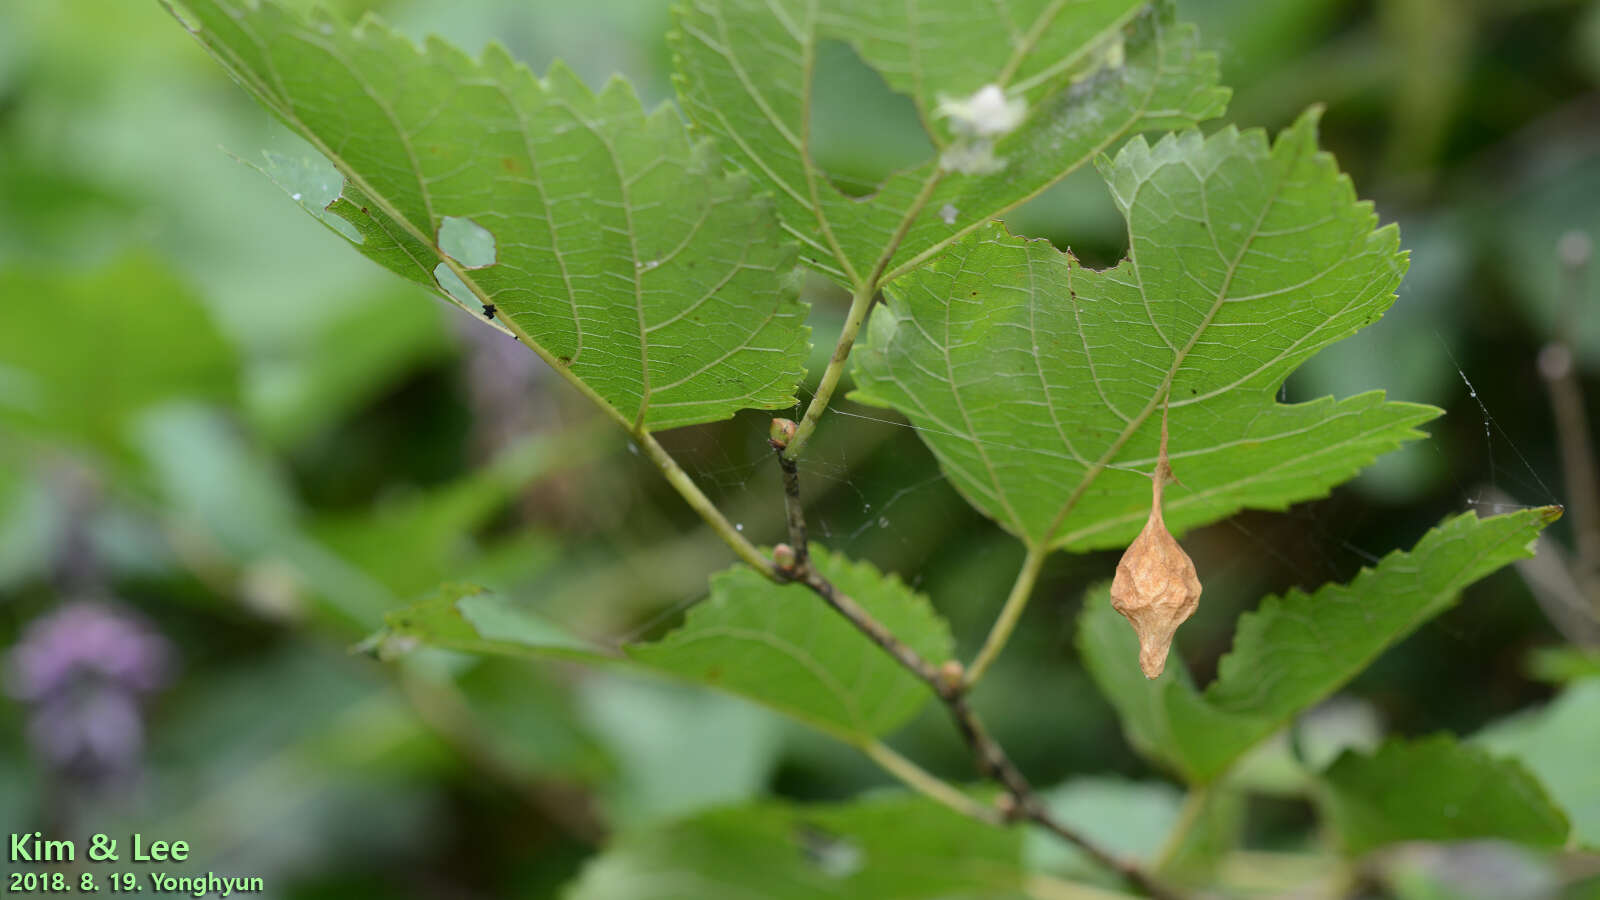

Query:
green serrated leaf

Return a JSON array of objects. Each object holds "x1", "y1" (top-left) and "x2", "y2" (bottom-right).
[
  {"x1": 628, "y1": 546, "x2": 953, "y2": 740},
  {"x1": 673, "y1": 0, "x2": 1226, "y2": 286},
  {"x1": 376, "y1": 583, "x2": 615, "y2": 665},
  {"x1": 1079, "y1": 508, "x2": 1558, "y2": 783},
  {"x1": 0, "y1": 255, "x2": 237, "y2": 459},
  {"x1": 562, "y1": 793, "x2": 1027, "y2": 900},
  {"x1": 1474, "y1": 677, "x2": 1600, "y2": 848},
  {"x1": 169, "y1": 0, "x2": 810, "y2": 432},
  {"x1": 375, "y1": 547, "x2": 954, "y2": 742},
  {"x1": 853, "y1": 109, "x2": 1434, "y2": 552},
  {"x1": 1320, "y1": 735, "x2": 1570, "y2": 855}
]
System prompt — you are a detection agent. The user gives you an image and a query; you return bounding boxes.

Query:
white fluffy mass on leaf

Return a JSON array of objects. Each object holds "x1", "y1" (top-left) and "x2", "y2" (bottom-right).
[{"x1": 936, "y1": 84, "x2": 1025, "y2": 138}]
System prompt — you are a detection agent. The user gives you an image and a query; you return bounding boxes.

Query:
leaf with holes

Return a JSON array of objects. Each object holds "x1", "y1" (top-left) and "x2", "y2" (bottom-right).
[
  {"x1": 628, "y1": 546, "x2": 952, "y2": 740},
  {"x1": 853, "y1": 109, "x2": 1434, "y2": 553},
  {"x1": 168, "y1": 0, "x2": 809, "y2": 432},
  {"x1": 673, "y1": 0, "x2": 1228, "y2": 287},
  {"x1": 1079, "y1": 507, "x2": 1559, "y2": 784},
  {"x1": 1320, "y1": 736, "x2": 1570, "y2": 854}
]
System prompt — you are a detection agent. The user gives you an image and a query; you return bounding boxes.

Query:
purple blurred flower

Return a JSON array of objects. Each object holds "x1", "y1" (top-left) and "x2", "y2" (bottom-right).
[
  {"x1": 6, "y1": 601, "x2": 173, "y2": 776},
  {"x1": 28, "y1": 690, "x2": 144, "y2": 771}
]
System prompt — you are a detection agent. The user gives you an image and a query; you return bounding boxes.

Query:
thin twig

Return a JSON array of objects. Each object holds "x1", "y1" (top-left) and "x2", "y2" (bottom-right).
[
  {"x1": 799, "y1": 565, "x2": 948, "y2": 684},
  {"x1": 1539, "y1": 231, "x2": 1600, "y2": 617},
  {"x1": 774, "y1": 436, "x2": 810, "y2": 570},
  {"x1": 766, "y1": 427, "x2": 1183, "y2": 900},
  {"x1": 1029, "y1": 808, "x2": 1181, "y2": 900},
  {"x1": 944, "y1": 692, "x2": 1179, "y2": 899}
]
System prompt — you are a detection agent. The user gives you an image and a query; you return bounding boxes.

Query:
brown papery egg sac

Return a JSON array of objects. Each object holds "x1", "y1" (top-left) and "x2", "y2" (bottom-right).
[{"x1": 1109, "y1": 407, "x2": 1201, "y2": 679}]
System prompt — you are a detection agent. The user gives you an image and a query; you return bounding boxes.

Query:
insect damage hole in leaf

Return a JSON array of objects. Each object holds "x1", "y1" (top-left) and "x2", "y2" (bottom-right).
[
  {"x1": 432, "y1": 264, "x2": 477, "y2": 310},
  {"x1": 254, "y1": 150, "x2": 363, "y2": 244},
  {"x1": 438, "y1": 215, "x2": 497, "y2": 269},
  {"x1": 436, "y1": 216, "x2": 498, "y2": 317},
  {"x1": 673, "y1": 0, "x2": 1229, "y2": 284},
  {"x1": 808, "y1": 39, "x2": 936, "y2": 199}
]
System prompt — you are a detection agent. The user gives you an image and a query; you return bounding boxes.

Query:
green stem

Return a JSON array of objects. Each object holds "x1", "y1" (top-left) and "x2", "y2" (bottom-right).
[
  {"x1": 784, "y1": 277, "x2": 876, "y2": 460},
  {"x1": 636, "y1": 428, "x2": 773, "y2": 576},
  {"x1": 784, "y1": 172, "x2": 945, "y2": 461},
  {"x1": 861, "y1": 740, "x2": 1001, "y2": 825},
  {"x1": 966, "y1": 544, "x2": 1049, "y2": 686},
  {"x1": 1153, "y1": 785, "x2": 1210, "y2": 873}
]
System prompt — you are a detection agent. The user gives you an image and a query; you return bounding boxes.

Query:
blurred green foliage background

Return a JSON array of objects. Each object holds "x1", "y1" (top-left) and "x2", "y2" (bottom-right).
[{"x1": 2, "y1": 0, "x2": 1598, "y2": 896}]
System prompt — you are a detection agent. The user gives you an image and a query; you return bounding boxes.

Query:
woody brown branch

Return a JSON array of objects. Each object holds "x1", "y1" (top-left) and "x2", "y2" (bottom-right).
[
  {"x1": 767, "y1": 421, "x2": 1183, "y2": 900},
  {"x1": 773, "y1": 447, "x2": 810, "y2": 573}
]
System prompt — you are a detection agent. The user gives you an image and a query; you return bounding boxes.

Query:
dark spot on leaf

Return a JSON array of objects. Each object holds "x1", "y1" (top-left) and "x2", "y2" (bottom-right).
[
  {"x1": 501, "y1": 157, "x2": 519, "y2": 173},
  {"x1": 557, "y1": 355, "x2": 572, "y2": 365}
]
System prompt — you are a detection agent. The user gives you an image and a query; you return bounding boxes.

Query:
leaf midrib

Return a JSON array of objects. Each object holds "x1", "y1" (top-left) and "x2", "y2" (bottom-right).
[
  {"x1": 1054, "y1": 403, "x2": 1433, "y2": 546},
  {"x1": 1031, "y1": 134, "x2": 1297, "y2": 551},
  {"x1": 491, "y1": 76, "x2": 587, "y2": 366},
  {"x1": 548, "y1": 94, "x2": 655, "y2": 429}
]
